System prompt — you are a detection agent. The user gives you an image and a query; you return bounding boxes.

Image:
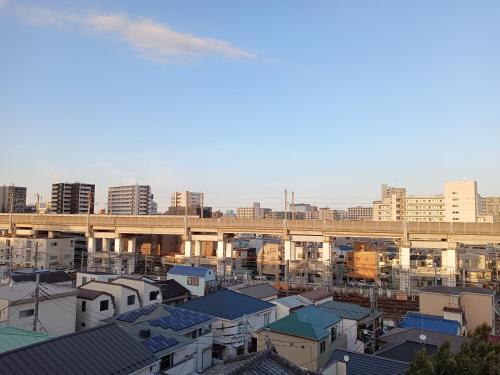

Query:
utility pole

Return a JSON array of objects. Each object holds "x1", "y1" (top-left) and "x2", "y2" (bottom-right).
[
  {"x1": 33, "y1": 242, "x2": 39, "y2": 270},
  {"x1": 291, "y1": 191, "x2": 295, "y2": 220},
  {"x1": 8, "y1": 246, "x2": 12, "y2": 285},
  {"x1": 33, "y1": 273, "x2": 40, "y2": 332},
  {"x1": 200, "y1": 193, "x2": 204, "y2": 219}
]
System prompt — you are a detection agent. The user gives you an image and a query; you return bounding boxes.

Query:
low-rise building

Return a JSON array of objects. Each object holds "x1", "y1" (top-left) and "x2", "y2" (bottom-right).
[
  {"x1": 167, "y1": 265, "x2": 216, "y2": 297},
  {"x1": 257, "y1": 306, "x2": 347, "y2": 372},
  {"x1": 79, "y1": 280, "x2": 141, "y2": 315},
  {"x1": 0, "y1": 323, "x2": 160, "y2": 375},
  {"x1": 299, "y1": 288, "x2": 334, "y2": 305},
  {"x1": 0, "y1": 282, "x2": 77, "y2": 336},
  {"x1": 398, "y1": 311, "x2": 463, "y2": 336},
  {"x1": 181, "y1": 289, "x2": 277, "y2": 358},
  {"x1": 272, "y1": 295, "x2": 312, "y2": 320},
  {"x1": 76, "y1": 288, "x2": 115, "y2": 330},
  {"x1": 235, "y1": 283, "x2": 279, "y2": 301},
  {"x1": 157, "y1": 279, "x2": 190, "y2": 305},
  {"x1": 321, "y1": 349, "x2": 409, "y2": 375}
]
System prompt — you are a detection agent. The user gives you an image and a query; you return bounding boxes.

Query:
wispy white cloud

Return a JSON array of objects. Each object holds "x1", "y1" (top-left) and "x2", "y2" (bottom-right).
[{"x1": 9, "y1": 4, "x2": 255, "y2": 63}]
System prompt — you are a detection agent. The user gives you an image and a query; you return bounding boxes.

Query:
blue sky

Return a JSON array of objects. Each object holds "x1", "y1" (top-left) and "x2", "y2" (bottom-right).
[{"x1": 1, "y1": 0, "x2": 500, "y2": 211}]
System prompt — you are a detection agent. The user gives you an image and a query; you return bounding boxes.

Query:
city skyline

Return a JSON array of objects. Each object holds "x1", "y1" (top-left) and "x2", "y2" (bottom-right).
[{"x1": 2, "y1": 0, "x2": 500, "y2": 210}]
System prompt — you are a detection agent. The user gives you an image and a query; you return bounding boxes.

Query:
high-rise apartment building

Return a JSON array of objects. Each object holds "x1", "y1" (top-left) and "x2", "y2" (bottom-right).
[
  {"x1": 107, "y1": 185, "x2": 154, "y2": 215},
  {"x1": 0, "y1": 185, "x2": 27, "y2": 213},
  {"x1": 372, "y1": 185, "x2": 406, "y2": 221},
  {"x1": 444, "y1": 180, "x2": 479, "y2": 222},
  {"x1": 170, "y1": 191, "x2": 204, "y2": 208},
  {"x1": 51, "y1": 183, "x2": 95, "y2": 214},
  {"x1": 481, "y1": 197, "x2": 500, "y2": 220}
]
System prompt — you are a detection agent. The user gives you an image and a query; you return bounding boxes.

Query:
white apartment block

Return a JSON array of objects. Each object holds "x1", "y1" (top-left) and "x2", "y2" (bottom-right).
[
  {"x1": 405, "y1": 196, "x2": 445, "y2": 222},
  {"x1": 108, "y1": 185, "x2": 154, "y2": 215},
  {"x1": 170, "y1": 191, "x2": 203, "y2": 208},
  {"x1": 0, "y1": 237, "x2": 75, "y2": 270},
  {"x1": 444, "y1": 180, "x2": 479, "y2": 222}
]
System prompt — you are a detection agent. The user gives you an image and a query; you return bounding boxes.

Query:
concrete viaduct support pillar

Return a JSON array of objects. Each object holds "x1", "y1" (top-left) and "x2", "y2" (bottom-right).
[
  {"x1": 442, "y1": 242, "x2": 457, "y2": 287},
  {"x1": 184, "y1": 239, "x2": 193, "y2": 257},
  {"x1": 127, "y1": 238, "x2": 136, "y2": 254},
  {"x1": 399, "y1": 245, "x2": 410, "y2": 292},
  {"x1": 194, "y1": 240, "x2": 201, "y2": 256},
  {"x1": 102, "y1": 238, "x2": 110, "y2": 252},
  {"x1": 217, "y1": 240, "x2": 225, "y2": 259},
  {"x1": 322, "y1": 238, "x2": 331, "y2": 263},
  {"x1": 284, "y1": 240, "x2": 296, "y2": 262},
  {"x1": 114, "y1": 237, "x2": 123, "y2": 253}
]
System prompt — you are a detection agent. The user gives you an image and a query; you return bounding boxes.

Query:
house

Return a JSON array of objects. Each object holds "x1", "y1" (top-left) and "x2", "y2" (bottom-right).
[
  {"x1": 79, "y1": 280, "x2": 141, "y2": 315},
  {"x1": 76, "y1": 271, "x2": 119, "y2": 286},
  {"x1": 167, "y1": 265, "x2": 216, "y2": 297},
  {"x1": 180, "y1": 289, "x2": 276, "y2": 358},
  {"x1": 11, "y1": 270, "x2": 73, "y2": 286},
  {"x1": 110, "y1": 304, "x2": 215, "y2": 373},
  {"x1": 398, "y1": 311, "x2": 462, "y2": 336},
  {"x1": 158, "y1": 279, "x2": 190, "y2": 305},
  {"x1": 110, "y1": 276, "x2": 162, "y2": 307},
  {"x1": 321, "y1": 349, "x2": 409, "y2": 375},
  {"x1": 76, "y1": 288, "x2": 115, "y2": 330},
  {"x1": 272, "y1": 295, "x2": 312, "y2": 319},
  {"x1": 0, "y1": 323, "x2": 160, "y2": 375},
  {"x1": 0, "y1": 282, "x2": 77, "y2": 336},
  {"x1": 236, "y1": 283, "x2": 279, "y2": 301},
  {"x1": 319, "y1": 300, "x2": 383, "y2": 353},
  {"x1": 0, "y1": 327, "x2": 50, "y2": 353},
  {"x1": 418, "y1": 285, "x2": 496, "y2": 333},
  {"x1": 257, "y1": 306, "x2": 347, "y2": 372},
  {"x1": 300, "y1": 289, "x2": 334, "y2": 305},
  {"x1": 203, "y1": 348, "x2": 315, "y2": 375}
]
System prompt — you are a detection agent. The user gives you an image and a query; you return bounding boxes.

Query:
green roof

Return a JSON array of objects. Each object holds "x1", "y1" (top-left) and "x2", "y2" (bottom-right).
[
  {"x1": 268, "y1": 306, "x2": 341, "y2": 340},
  {"x1": 0, "y1": 327, "x2": 50, "y2": 353}
]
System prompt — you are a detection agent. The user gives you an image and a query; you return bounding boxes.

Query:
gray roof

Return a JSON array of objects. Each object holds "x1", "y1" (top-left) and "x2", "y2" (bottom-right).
[
  {"x1": 379, "y1": 328, "x2": 468, "y2": 353},
  {"x1": 324, "y1": 350, "x2": 409, "y2": 375},
  {"x1": 237, "y1": 283, "x2": 278, "y2": 300},
  {"x1": 0, "y1": 282, "x2": 77, "y2": 303},
  {"x1": 12, "y1": 271, "x2": 71, "y2": 284},
  {"x1": 419, "y1": 285, "x2": 495, "y2": 296},
  {"x1": 319, "y1": 300, "x2": 381, "y2": 321},
  {"x1": 203, "y1": 348, "x2": 315, "y2": 375},
  {"x1": 0, "y1": 324, "x2": 158, "y2": 374},
  {"x1": 299, "y1": 288, "x2": 332, "y2": 302},
  {"x1": 77, "y1": 288, "x2": 113, "y2": 301},
  {"x1": 375, "y1": 341, "x2": 438, "y2": 363},
  {"x1": 273, "y1": 295, "x2": 312, "y2": 309}
]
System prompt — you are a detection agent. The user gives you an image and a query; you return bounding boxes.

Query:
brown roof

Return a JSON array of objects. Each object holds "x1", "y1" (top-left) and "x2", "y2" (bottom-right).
[{"x1": 299, "y1": 288, "x2": 332, "y2": 302}]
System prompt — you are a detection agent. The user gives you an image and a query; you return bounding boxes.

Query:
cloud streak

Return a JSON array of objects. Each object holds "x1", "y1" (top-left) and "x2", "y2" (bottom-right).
[{"x1": 9, "y1": 4, "x2": 255, "y2": 63}]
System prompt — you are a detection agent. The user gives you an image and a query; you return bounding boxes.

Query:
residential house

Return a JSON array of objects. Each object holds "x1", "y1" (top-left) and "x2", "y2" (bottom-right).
[
  {"x1": 257, "y1": 306, "x2": 347, "y2": 372},
  {"x1": 321, "y1": 349, "x2": 409, "y2": 375},
  {"x1": 0, "y1": 282, "x2": 77, "y2": 336},
  {"x1": 203, "y1": 348, "x2": 315, "y2": 375},
  {"x1": 0, "y1": 323, "x2": 159, "y2": 375},
  {"x1": 110, "y1": 276, "x2": 162, "y2": 307},
  {"x1": 0, "y1": 327, "x2": 50, "y2": 353},
  {"x1": 319, "y1": 300, "x2": 383, "y2": 353},
  {"x1": 300, "y1": 289, "x2": 334, "y2": 305},
  {"x1": 79, "y1": 280, "x2": 141, "y2": 315},
  {"x1": 167, "y1": 266, "x2": 217, "y2": 297},
  {"x1": 110, "y1": 304, "x2": 214, "y2": 373},
  {"x1": 158, "y1": 279, "x2": 190, "y2": 305},
  {"x1": 418, "y1": 285, "x2": 496, "y2": 333},
  {"x1": 398, "y1": 312, "x2": 463, "y2": 336},
  {"x1": 181, "y1": 289, "x2": 276, "y2": 358},
  {"x1": 76, "y1": 271, "x2": 119, "y2": 286},
  {"x1": 236, "y1": 283, "x2": 279, "y2": 301},
  {"x1": 272, "y1": 295, "x2": 312, "y2": 320},
  {"x1": 76, "y1": 288, "x2": 115, "y2": 330}
]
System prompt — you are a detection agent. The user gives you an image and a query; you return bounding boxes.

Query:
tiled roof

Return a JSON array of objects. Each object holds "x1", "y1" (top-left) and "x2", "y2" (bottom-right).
[
  {"x1": 0, "y1": 328, "x2": 50, "y2": 353},
  {"x1": 12, "y1": 271, "x2": 71, "y2": 284},
  {"x1": 399, "y1": 312, "x2": 460, "y2": 335},
  {"x1": 419, "y1": 285, "x2": 495, "y2": 296},
  {"x1": 237, "y1": 284, "x2": 278, "y2": 300},
  {"x1": 268, "y1": 306, "x2": 341, "y2": 340},
  {"x1": 168, "y1": 265, "x2": 213, "y2": 278},
  {"x1": 180, "y1": 289, "x2": 275, "y2": 320},
  {"x1": 323, "y1": 350, "x2": 409, "y2": 375},
  {"x1": 0, "y1": 324, "x2": 157, "y2": 374},
  {"x1": 203, "y1": 348, "x2": 315, "y2": 375},
  {"x1": 319, "y1": 300, "x2": 380, "y2": 321},
  {"x1": 273, "y1": 295, "x2": 312, "y2": 309},
  {"x1": 299, "y1": 288, "x2": 332, "y2": 302},
  {"x1": 379, "y1": 328, "x2": 467, "y2": 353}
]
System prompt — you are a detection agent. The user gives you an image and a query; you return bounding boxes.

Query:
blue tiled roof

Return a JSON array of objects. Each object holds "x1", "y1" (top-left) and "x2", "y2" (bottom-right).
[
  {"x1": 399, "y1": 312, "x2": 460, "y2": 335},
  {"x1": 324, "y1": 350, "x2": 409, "y2": 375},
  {"x1": 180, "y1": 289, "x2": 275, "y2": 320},
  {"x1": 168, "y1": 265, "x2": 212, "y2": 278}
]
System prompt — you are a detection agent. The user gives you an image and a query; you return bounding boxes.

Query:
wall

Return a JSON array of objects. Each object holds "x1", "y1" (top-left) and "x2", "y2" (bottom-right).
[
  {"x1": 460, "y1": 293, "x2": 495, "y2": 333},
  {"x1": 76, "y1": 294, "x2": 114, "y2": 330},
  {"x1": 167, "y1": 274, "x2": 206, "y2": 297},
  {"x1": 77, "y1": 272, "x2": 116, "y2": 287},
  {"x1": 112, "y1": 278, "x2": 161, "y2": 307},
  {"x1": 419, "y1": 292, "x2": 460, "y2": 316},
  {"x1": 80, "y1": 283, "x2": 140, "y2": 314}
]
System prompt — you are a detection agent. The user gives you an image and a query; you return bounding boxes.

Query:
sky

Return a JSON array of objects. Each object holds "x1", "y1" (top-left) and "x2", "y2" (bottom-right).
[{"x1": 1, "y1": 0, "x2": 500, "y2": 211}]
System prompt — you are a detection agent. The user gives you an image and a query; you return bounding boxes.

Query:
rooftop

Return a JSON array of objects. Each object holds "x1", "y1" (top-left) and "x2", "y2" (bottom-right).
[
  {"x1": 237, "y1": 283, "x2": 278, "y2": 300},
  {"x1": 0, "y1": 324, "x2": 157, "y2": 374},
  {"x1": 273, "y1": 295, "x2": 312, "y2": 309},
  {"x1": 320, "y1": 300, "x2": 381, "y2": 321},
  {"x1": 12, "y1": 271, "x2": 71, "y2": 284},
  {"x1": 0, "y1": 327, "x2": 50, "y2": 353},
  {"x1": 323, "y1": 349, "x2": 409, "y2": 375},
  {"x1": 77, "y1": 288, "x2": 113, "y2": 301},
  {"x1": 168, "y1": 265, "x2": 213, "y2": 278},
  {"x1": 399, "y1": 312, "x2": 461, "y2": 336},
  {"x1": 180, "y1": 289, "x2": 275, "y2": 320},
  {"x1": 419, "y1": 285, "x2": 495, "y2": 296},
  {"x1": 0, "y1": 282, "x2": 77, "y2": 303},
  {"x1": 159, "y1": 279, "x2": 190, "y2": 299},
  {"x1": 375, "y1": 341, "x2": 438, "y2": 363},
  {"x1": 299, "y1": 288, "x2": 333, "y2": 302},
  {"x1": 267, "y1": 306, "x2": 341, "y2": 341}
]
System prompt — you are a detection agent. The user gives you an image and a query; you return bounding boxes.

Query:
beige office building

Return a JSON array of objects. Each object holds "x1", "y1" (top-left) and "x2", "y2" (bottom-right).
[
  {"x1": 170, "y1": 191, "x2": 203, "y2": 208},
  {"x1": 443, "y1": 180, "x2": 479, "y2": 222}
]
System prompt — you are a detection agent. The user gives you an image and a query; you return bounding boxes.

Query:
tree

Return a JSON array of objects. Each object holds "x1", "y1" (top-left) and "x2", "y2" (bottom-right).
[{"x1": 406, "y1": 349, "x2": 434, "y2": 375}]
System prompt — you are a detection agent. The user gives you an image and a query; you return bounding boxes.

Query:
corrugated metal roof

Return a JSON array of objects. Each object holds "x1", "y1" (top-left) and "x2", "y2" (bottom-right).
[
  {"x1": 180, "y1": 289, "x2": 275, "y2": 320},
  {"x1": 0, "y1": 328, "x2": 50, "y2": 354},
  {"x1": 399, "y1": 312, "x2": 460, "y2": 335},
  {"x1": 379, "y1": 328, "x2": 467, "y2": 353},
  {"x1": 319, "y1": 300, "x2": 380, "y2": 321},
  {"x1": 237, "y1": 284, "x2": 278, "y2": 300},
  {"x1": 419, "y1": 285, "x2": 495, "y2": 296},
  {"x1": 324, "y1": 350, "x2": 409, "y2": 375},
  {"x1": 375, "y1": 341, "x2": 438, "y2": 362},
  {"x1": 273, "y1": 295, "x2": 312, "y2": 309},
  {"x1": 168, "y1": 265, "x2": 213, "y2": 278},
  {"x1": 268, "y1": 306, "x2": 341, "y2": 340},
  {"x1": 0, "y1": 324, "x2": 158, "y2": 375}
]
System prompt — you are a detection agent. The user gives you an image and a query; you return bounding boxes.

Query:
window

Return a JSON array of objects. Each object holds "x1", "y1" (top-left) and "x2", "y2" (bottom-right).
[
  {"x1": 331, "y1": 326, "x2": 337, "y2": 341},
  {"x1": 199, "y1": 324, "x2": 211, "y2": 336},
  {"x1": 81, "y1": 300, "x2": 86, "y2": 312},
  {"x1": 100, "y1": 300, "x2": 109, "y2": 311},
  {"x1": 320, "y1": 340, "x2": 326, "y2": 353},
  {"x1": 149, "y1": 291, "x2": 160, "y2": 301},
  {"x1": 81, "y1": 276, "x2": 87, "y2": 284},
  {"x1": 187, "y1": 277, "x2": 199, "y2": 286},
  {"x1": 81, "y1": 322, "x2": 86, "y2": 328},
  {"x1": 127, "y1": 295, "x2": 136, "y2": 305},
  {"x1": 160, "y1": 354, "x2": 173, "y2": 370},
  {"x1": 19, "y1": 309, "x2": 34, "y2": 319}
]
